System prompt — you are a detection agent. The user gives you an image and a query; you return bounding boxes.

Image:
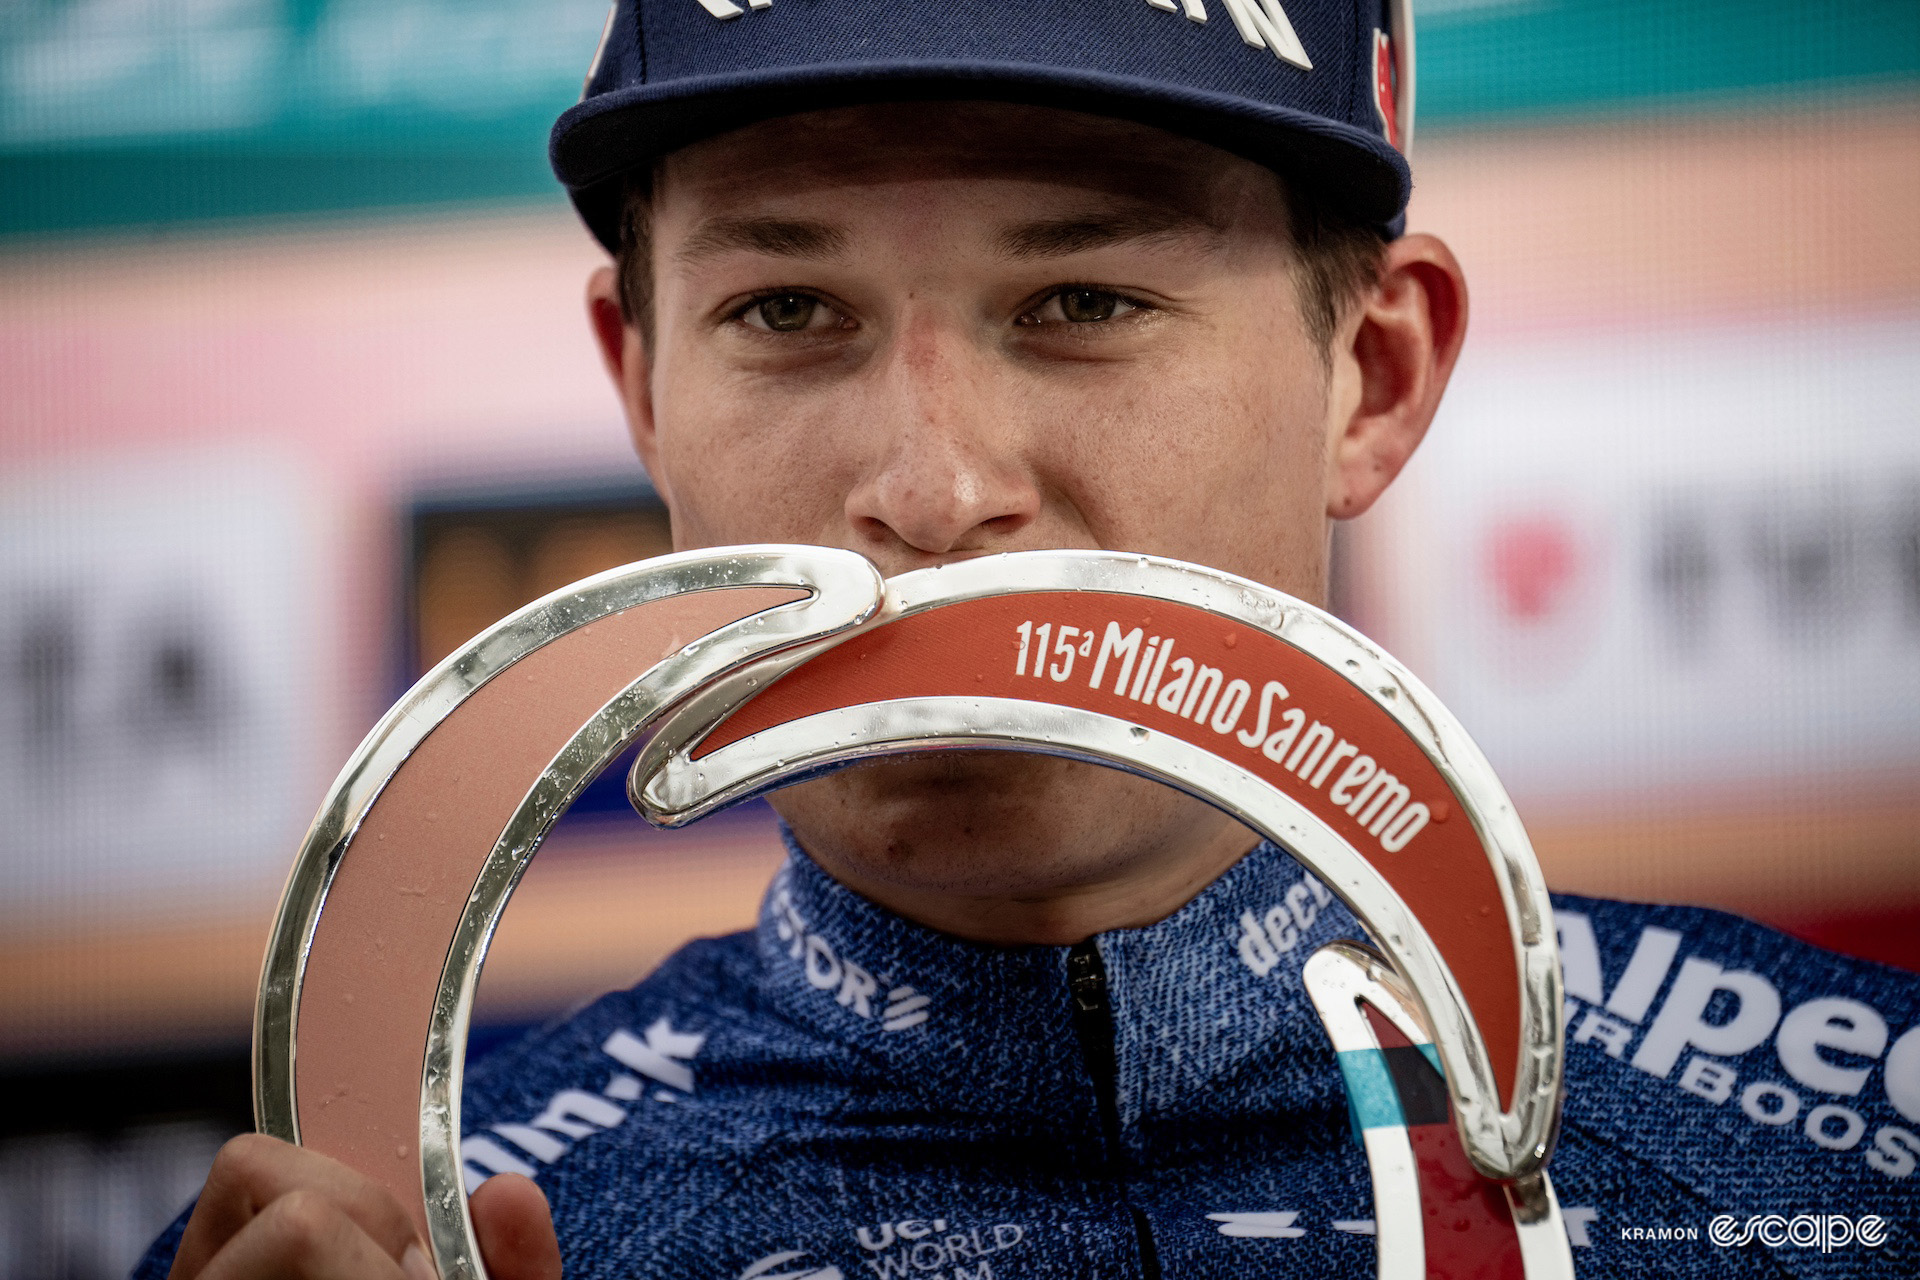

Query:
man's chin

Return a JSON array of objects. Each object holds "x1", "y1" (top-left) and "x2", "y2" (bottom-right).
[{"x1": 767, "y1": 751, "x2": 1221, "y2": 898}]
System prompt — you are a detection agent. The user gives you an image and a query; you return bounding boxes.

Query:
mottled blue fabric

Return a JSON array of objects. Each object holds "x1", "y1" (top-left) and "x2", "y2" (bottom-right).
[{"x1": 134, "y1": 836, "x2": 1919, "y2": 1278}]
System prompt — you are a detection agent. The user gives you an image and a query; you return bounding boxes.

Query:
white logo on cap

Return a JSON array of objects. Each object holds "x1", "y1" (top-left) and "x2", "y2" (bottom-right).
[
  {"x1": 695, "y1": 0, "x2": 771, "y2": 19},
  {"x1": 684, "y1": 0, "x2": 1311, "y2": 73},
  {"x1": 1144, "y1": 0, "x2": 1314, "y2": 70}
]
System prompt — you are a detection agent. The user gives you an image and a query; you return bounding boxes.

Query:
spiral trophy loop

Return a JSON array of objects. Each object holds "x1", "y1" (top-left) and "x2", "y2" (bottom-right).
[{"x1": 256, "y1": 547, "x2": 1570, "y2": 1279}]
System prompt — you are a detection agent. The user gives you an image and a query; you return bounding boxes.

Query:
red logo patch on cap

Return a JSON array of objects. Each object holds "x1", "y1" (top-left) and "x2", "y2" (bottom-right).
[{"x1": 1372, "y1": 28, "x2": 1399, "y2": 149}]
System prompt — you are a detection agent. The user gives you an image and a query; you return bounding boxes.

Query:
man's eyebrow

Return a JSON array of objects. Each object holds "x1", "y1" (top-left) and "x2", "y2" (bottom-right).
[
  {"x1": 993, "y1": 208, "x2": 1220, "y2": 260},
  {"x1": 673, "y1": 216, "x2": 850, "y2": 265}
]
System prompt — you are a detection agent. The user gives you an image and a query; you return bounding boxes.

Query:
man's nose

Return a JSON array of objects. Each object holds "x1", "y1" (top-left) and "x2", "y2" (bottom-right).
[{"x1": 842, "y1": 313, "x2": 1041, "y2": 561}]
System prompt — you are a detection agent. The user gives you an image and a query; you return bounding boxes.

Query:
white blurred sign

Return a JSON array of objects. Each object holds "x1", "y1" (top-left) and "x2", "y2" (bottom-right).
[
  {"x1": 0, "y1": 449, "x2": 319, "y2": 917},
  {"x1": 1375, "y1": 314, "x2": 1920, "y2": 804}
]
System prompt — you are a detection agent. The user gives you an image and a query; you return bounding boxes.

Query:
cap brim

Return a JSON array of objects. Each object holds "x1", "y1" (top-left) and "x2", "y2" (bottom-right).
[{"x1": 551, "y1": 59, "x2": 1410, "y2": 251}]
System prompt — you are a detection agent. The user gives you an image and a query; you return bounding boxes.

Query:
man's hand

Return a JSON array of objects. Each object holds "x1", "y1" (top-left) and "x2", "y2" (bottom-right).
[{"x1": 167, "y1": 1134, "x2": 561, "y2": 1280}]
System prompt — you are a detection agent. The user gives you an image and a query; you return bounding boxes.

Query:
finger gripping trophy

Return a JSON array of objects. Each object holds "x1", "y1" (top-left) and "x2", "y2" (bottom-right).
[{"x1": 255, "y1": 547, "x2": 1573, "y2": 1279}]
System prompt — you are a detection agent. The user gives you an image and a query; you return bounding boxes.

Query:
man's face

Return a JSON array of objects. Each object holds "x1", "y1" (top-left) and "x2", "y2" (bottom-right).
[{"x1": 611, "y1": 102, "x2": 1364, "y2": 929}]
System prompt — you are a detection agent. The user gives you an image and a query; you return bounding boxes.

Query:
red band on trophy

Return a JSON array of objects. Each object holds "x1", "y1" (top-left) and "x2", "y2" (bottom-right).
[
  {"x1": 1366, "y1": 1009, "x2": 1527, "y2": 1278},
  {"x1": 701, "y1": 592, "x2": 1521, "y2": 1107}
]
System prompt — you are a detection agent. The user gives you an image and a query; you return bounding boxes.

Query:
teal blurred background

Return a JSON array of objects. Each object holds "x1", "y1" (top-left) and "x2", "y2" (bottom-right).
[{"x1": 3, "y1": 0, "x2": 1914, "y2": 239}]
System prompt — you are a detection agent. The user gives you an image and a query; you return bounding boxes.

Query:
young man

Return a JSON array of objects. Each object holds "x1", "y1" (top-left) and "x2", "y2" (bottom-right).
[{"x1": 141, "y1": 2, "x2": 1918, "y2": 1277}]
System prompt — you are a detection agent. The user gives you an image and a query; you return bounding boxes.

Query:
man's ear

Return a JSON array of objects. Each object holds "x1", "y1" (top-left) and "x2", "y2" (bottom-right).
[
  {"x1": 586, "y1": 266, "x2": 668, "y2": 498},
  {"x1": 1323, "y1": 233, "x2": 1468, "y2": 520}
]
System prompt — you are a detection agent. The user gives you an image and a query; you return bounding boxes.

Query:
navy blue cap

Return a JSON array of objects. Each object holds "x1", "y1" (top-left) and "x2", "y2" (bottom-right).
[{"x1": 552, "y1": 0, "x2": 1416, "y2": 250}]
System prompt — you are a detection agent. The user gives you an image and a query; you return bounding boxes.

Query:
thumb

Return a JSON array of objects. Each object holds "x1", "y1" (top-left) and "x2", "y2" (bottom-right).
[{"x1": 470, "y1": 1174, "x2": 563, "y2": 1280}]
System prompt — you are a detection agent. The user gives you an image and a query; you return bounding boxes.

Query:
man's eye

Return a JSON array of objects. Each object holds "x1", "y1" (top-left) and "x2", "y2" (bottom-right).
[
  {"x1": 1023, "y1": 289, "x2": 1141, "y2": 326},
  {"x1": 742, "y1": 293, "x2": 830, "y2": 332}
]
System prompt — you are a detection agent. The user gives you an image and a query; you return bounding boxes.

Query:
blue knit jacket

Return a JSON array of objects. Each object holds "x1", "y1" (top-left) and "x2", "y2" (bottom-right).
[{"x1": 136, "y1": 836, "x2": 1919, "y2": 1277}]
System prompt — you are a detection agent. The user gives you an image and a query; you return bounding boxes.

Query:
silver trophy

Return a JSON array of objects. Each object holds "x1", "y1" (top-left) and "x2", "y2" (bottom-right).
[{"x1": 255, "y1": 547, "x2": 1571, "y2": 1279}]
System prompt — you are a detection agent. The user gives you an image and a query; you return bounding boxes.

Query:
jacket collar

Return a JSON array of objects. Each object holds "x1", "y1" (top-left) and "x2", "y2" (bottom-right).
[{"x1": 753, "y1": 829, "x2": 1358, "y2": 1131}]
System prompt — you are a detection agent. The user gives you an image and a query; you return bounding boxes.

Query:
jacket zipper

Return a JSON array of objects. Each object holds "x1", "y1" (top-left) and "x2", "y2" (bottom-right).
[{"x1": 1067, "y1": 940, "x2": 1163, "y2": 1280}]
